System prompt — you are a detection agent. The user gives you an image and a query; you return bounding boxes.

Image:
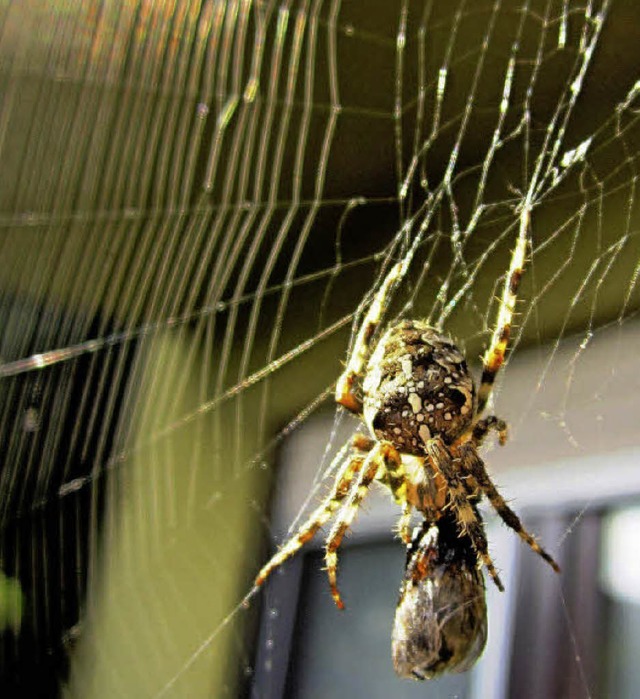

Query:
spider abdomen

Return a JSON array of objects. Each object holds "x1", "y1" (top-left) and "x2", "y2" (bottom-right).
[{"x1": 362, "y1": 320, "x2": 475, "y2": 454}]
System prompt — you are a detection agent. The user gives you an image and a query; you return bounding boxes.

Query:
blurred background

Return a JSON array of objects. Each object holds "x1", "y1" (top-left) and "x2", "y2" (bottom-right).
[{"x1": 1, "y1": 1, "x2": 640, "y2": 697}]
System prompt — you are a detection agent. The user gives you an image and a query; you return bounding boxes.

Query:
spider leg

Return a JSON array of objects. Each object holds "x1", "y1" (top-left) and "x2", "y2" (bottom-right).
[
  {"x1": 396, "y1": 502, "x2": 413, "y2": 544},
  {"x1": 470, "y1": 415, "x2": 508, "y2": 447},
  {"x1": 365, "y1": 437, "x2": 412, "y2": 542},
  {"x1": 477, "y1": 210, "x2": 529, "y2": 415},
  {"x1": 457, "y1": 441, "x2": 560, "y2": 574},
  {"x1": 325, "y1": 442, "x2": 401, "y2": 608},
  {"x1": 424, "y1": 437, "x2": 505, "y2": 592},
  {"x1": 376, "y1": 444, "x2": 408, "y2": 505},
  {"x1": 335, "y1": 261, "x2": 405, "y2": 413},
  {"x1": 255, "y1": 449, "x2": 364, "y2": 589}
]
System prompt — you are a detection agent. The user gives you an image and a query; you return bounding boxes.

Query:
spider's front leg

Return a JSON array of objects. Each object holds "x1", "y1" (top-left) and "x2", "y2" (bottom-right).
[
  {"x1": 476, "y1": 209, "x2": 530, "y2": 416},
  {"x1": 335, "y1": 261, "x2": 405, "y2": 414},
  {"x1": 457, "y1": 441, "x2": 560, "y2": 574},
  {"x1": 423, "y1": 437, "x2": 505, "y2": 591},
  {"x1": 470, "y1": 415, "x2": 508, "y2": 447}
]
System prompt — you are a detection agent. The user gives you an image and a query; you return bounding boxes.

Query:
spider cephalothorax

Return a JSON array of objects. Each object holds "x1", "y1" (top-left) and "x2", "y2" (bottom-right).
[{"x1": 255, "y1": 247, "x2": 560, "y2": 679}]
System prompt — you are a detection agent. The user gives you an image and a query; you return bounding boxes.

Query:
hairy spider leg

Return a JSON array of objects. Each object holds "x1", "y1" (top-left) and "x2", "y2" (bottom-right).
[
  {"x1": 424, "y1": 438, "x2": 505, "y2": 592},
  {"x1": 254, "y1": 450, "x2": 364, "y2": 589},
  {"x1": 355, "y1": 434, "x2": 413, "y2": 543},
  {"x1": 379, "y1": 455, "x2": 413, "y2": 544},
  {"x1": 335, "y1": 261, "x2": 404, "y2": 413},
  {"x1": 476, "y1": 210, "x2": 530, "y2": 416},
  {"x1": 325, "y1": 442, "x2": 402, "y2": 609},
  {"x1": 457, "y1": 441, "x2": 561, "y2": 573},
  {"x1": 396, "y1": 502, "x2": 413, "y2": 544},
  {"x1": 469, "y1": 415, "x2": 508, "y2": 446}
]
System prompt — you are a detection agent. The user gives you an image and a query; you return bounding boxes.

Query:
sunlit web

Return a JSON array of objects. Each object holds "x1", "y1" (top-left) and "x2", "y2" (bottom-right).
[{"x1": 0, "y1": 0, "x2": 639, "y2": 696}]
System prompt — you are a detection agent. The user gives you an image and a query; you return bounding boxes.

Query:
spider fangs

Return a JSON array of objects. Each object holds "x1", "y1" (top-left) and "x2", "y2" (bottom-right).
[{"x1": 255, "y1": 259, "x2": 560, "y2": 680}]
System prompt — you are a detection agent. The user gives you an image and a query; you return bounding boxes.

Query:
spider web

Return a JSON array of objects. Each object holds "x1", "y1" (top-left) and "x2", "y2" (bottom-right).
[{"x1": 0, "y1": 0, "x2": 639, "y2": 697}]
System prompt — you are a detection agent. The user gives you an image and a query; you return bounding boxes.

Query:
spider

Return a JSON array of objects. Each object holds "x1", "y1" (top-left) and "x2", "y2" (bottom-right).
[{"x1": 255, "y1": 229, "x2": 560, "y2": 678}]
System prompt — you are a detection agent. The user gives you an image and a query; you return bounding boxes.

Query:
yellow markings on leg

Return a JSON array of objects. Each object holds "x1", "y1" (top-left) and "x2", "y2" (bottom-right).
[
  {"x1": 397, "y1": 502, "x2": 413, "y2": 544},
  {"x1": 378, "y1": 442, "x2": 407, "y2": 505},
  {"x1": 467, "y1": 415, "x2": 508, "y2": 447},
  {"x1": 477, "y1": 208, "x2": 530, "y2": 415},
  {"x1": 255, "y1": 511, "x2": 333, "y2": 587},
  {"x1": 335, "y1": 262, "x2": 405, "y2": 413},
  {"x1": 325, "y1": 453, "x2": 381, "y2": 609},
  {"x1": 449, "y1": 485, "x2": 504, "y2": 591},
  {"x1": 449, "y1": 482, "x2": 504, "y2": 590},
  {"x1": 255, "y1": 453, "x2": 362, "y2": 588}
]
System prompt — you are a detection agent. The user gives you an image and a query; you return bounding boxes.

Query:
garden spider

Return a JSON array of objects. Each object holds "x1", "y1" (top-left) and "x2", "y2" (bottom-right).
[{"x1": 255, "y1": 224, "x2": 560, "y2": 678}]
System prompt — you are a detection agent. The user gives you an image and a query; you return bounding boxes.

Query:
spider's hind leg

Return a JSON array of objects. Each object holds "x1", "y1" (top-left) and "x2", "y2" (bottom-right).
[{"x1": 457, "y1": 441, "x2": 560, "y2": 574}]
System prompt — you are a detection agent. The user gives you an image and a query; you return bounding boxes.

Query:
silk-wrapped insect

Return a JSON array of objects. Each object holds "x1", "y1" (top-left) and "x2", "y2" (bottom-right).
[{"x1": 392, "y1": 510, "x2": 487, "y2": 679}]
